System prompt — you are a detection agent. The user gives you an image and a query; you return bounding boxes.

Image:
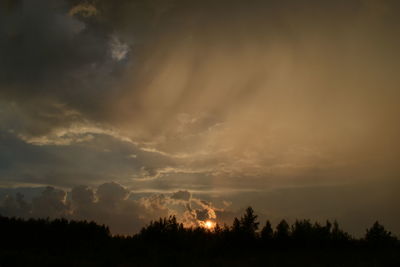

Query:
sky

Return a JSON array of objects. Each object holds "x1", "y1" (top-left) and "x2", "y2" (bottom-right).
[{"x1": 0, "y1": 0, "x2": 399, "y2": 236}]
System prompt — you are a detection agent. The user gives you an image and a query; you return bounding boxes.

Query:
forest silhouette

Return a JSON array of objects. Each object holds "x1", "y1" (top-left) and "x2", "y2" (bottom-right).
[{"x1": 0, "y1": 207, "x2": 399, "y2": 266}]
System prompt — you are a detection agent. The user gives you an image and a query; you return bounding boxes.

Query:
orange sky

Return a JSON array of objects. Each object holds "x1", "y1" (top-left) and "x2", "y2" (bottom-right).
[{"x1": 0, "y1": 0, "x2": 399, "y2": 235}]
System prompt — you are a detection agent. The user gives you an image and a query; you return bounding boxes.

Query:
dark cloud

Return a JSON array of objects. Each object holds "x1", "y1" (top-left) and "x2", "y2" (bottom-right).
[
  {"x1": 1, "y1": 180, "x2": 399, "y2": 236},
  {"x1": 194, "y1": 208, "x2": 210, "y2": 221},
  {"x1": 0, "y1": 193, "x2": 31, "y2": 218},
  {"x1": 0, "y1": 0, "x2": 108, "y2": 95},
  {"x1": 0, "y1": 0, "x2": 399, "y2": 235},
  {"x1": 31, "y1": 186, "x2": 69, "y2": 218},
  {"x1": 0, "y1": 0, "x2": 126, "y2": 140},
  {"x1": 70, "y1": 185, "x2": 95, "y2": 205},
  {"x1": 97, "y1": 182, "x2": 129, "y2": 203},
  {"x1": 0, "y1": 184, "x2": 227, "y2": 234}
]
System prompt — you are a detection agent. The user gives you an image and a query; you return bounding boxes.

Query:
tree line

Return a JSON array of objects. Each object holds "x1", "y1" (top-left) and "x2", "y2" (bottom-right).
[
  {"x1": 138, "y1": 207, "x2": 398, "y2": 247},
  {"x1": 0, "y1": 207, "x2": 399, "y2": 266}
]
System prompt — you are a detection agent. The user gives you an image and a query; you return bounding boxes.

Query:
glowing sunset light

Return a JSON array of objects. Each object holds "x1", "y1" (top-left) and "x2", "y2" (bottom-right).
[{"x1": 203, "y1": 220, "x2": 216, "y2": 230}]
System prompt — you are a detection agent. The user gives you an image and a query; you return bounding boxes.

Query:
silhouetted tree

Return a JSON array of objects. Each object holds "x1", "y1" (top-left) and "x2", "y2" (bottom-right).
[
  {"x1": 291, "y1": 219, "x2": 313, "y2": 246},
  {"x1": 232, "y1": 217, "x2": 241, "y2": 233},
  {"x1": 0, "y1": 208, "x2": 399, "y2": 266},
  {"x1": 323, "y1": 220, "x2": 332, "y2": 239},
  {"x1": 240, "y1": 207, "x2": 259, "y2": 237},
  {"x1": 261, "y1": 220, "x2": 273, "y2": 243},
  {"x1": 331, "y1": 220, "x2": 351, "y2": 245},
  {"x1": 139, "y1": 215, "x2": 184, "y2": 240},
  {"x1": 230, "y1": 207, "x2": 259, "y2": 243},
  {"x1": 275, "y1": 219, "x2": 290, "y2": 243},
  {"x1": 365, "y1": 221, "x2": 397, "y2": 247}
]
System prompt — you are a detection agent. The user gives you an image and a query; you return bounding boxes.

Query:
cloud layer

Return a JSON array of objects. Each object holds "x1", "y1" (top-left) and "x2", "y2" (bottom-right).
[
  {"x1": 0, "y1": 0, "x2": 399, "y2": 234},
  {"x1": 0, "y1": 183, "x2": 227, "y2": 234}
]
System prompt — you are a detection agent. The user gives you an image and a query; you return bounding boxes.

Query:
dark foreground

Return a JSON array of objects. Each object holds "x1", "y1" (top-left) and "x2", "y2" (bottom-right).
[{"x1": 0, "y1": 208, "x2": 399, "y2": 266}]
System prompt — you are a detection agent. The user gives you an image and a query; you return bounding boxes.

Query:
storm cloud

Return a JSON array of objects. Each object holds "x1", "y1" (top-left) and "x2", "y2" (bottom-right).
[
  {"x1": 0, "y1": 0, "x2": 399, "y2": 234},
  {"x1": 0, "y1": 183, "x2": 227, "y2": 234}
]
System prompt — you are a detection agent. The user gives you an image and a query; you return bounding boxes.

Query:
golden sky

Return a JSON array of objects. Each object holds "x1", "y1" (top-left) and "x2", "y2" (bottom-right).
[{"x1": 0, "y1": 0, "x2": 399, "y2": 235}]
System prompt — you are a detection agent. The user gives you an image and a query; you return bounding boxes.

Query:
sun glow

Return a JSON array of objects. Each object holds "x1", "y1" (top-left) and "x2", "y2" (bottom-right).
[{"x1": 203, "y1": 220, "x2": 216, "y2": 230}]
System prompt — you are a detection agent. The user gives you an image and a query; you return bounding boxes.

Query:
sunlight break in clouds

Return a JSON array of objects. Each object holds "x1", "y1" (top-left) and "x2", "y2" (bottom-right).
[
  {"x1": 110, "y1": 36, "x2": 130, "y2": 61},
  {"x1": 0, "y1": 183, "x2": 224, "y2": 234}
]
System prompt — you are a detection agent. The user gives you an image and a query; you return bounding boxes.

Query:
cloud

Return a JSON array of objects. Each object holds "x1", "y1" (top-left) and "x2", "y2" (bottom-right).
[
  {"x1": 69, "y1": 2, "x2": 98, "y2": 18},
  {"x1": 0, "y1": 183, "x2": 229, "y2": 234},
  {"x1": 0, "y1": 0, "x2": 400, "y2": 235},
  {"x1": 96, "y1": 182, "x2": 129, "y2": 203},
  {"x1": 110, "y1": 35, "x2": 129, "y2": 61},
  {"x1": 18, "y1": 121, "x2": 134, "y2": 146},
  {"x1": 2, "y1": 180, "x2": 400, "y2": 236},
  {"x1": 171, "y1": 190, "x2": 191, "y2": 202},
  {"x1": 0, "y1": 193, "x2": 31, "y2": 218},
  {"x1": 31, "y1": 186, "x2": 69, "y2": 218},
  {"x1": 2, "y1": 0, "x2": 399, "y2": 184},
  {"x1": 0, "y1": 0, "x2": 101, "y2": 88},
  {"x1": 71, "y1": 185, "x2": 94, "y2": 204}
]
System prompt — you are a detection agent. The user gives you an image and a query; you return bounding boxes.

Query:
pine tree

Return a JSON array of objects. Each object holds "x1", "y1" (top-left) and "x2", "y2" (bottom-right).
[
  {"x1": 261, "y1": 220, "x2": 273, "y2": 241},
  {"x1": 240, "y1": 207, "x2": 259, "y2": 236}
]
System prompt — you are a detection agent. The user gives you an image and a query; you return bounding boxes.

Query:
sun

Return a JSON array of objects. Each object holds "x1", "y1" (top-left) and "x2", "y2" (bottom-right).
[{"x1": 203, "y1": 220, "x2": 216, "y2": 230}]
